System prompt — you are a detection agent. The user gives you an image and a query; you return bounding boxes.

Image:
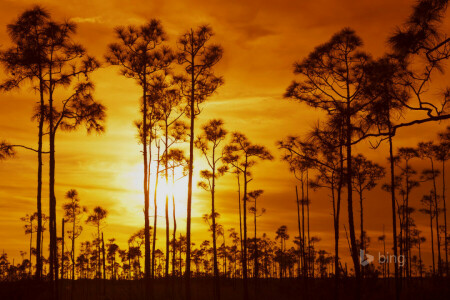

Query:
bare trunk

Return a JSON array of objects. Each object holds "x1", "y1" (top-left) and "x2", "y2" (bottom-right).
[
  {"x1": 243, "y1": 160, "x2": 249, "y2": 300},
  {"x1": 36, "y1": 73, "x2": 44, "y2": 280},
  {"x1": 442, "y1": 160, "x2": 448, "y2": 275},
  {"x1": 212, "y1": 158, "x2": 220, "y2": 300},
  {"x1": 185, "y1": 43, "x2": 195, "y2": 300},
  {"x1": 142, "y1": 79, "x2": 151, "y2": 298},
  {"x1": 388, "y1": 131, "x2": 400, "y2": 300},
  {"x1": 152, "y1": 145, "x2": 161, "y2": 278},
  {"x1": 431, "y1": 159, "x2": 442, "y2": 275},
  {"x1": 295, "y1": 186, "x2": 301, "y2": 278},
  {"x1": 61, "y1": 219, "x2": 64, "y2": 279}
]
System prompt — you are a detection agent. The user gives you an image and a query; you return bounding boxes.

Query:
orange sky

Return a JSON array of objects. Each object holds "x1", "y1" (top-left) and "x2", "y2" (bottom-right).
[{"x1": 0, "y1": 0, "x2": 449, "y2": 271}]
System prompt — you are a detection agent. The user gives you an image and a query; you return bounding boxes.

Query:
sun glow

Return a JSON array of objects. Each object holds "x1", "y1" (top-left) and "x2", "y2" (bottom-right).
[{"x1": 117, "y1": 162, "x2": 189, "y2": 219}]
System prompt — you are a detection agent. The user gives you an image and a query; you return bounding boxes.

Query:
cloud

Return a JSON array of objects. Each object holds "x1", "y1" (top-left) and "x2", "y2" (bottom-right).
[{"x1": 71, "y1": 16, "x2": 104, "y2": 24}]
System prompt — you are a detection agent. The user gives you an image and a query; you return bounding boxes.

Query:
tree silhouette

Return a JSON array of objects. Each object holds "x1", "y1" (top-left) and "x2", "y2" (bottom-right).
[
  {"x1": 275, "y1": 225, "x2": 289, "y2": 278},
  {"x1": 248, "y1": 189, "x2": 264, "y2": 281},
  {"x1": 20, "y1": 213, "x2": 37, "y2": 276},
  {"x1": 223, "y1": 132, "x2": 272, "y2": 300},
  {"x1": 0, "y1": 6, "x2": 50, "y2": 279},
  {"x1": 150, "y1": 72, "x2": 186, "y2": 279},
  {"x1": 86, "y1": 206, "x2": 108, "y2": 278},
  {"x1": 196, "y1": 118, "x2": 228, "y2": 300},
  {"x1": 161, "y1": 148, "x2": 188, "y2": 277},
  {"x1": 105, "y1": 19, "x2": 173, "y2": 291},
  {"x1": 420, "y1": 191, "x2": 436, "y2": 275},
  {"x1": 175, "y1": 26, "x2": 223, "y2": 298},
  {"x1": 5, "y1": 13, "x2": 107, "y2": 287},
  {"x1": 352, "y1": 154, "x2": 385, "y2": 262},
  {"x1": 418, "y1": 141, "x2": 443, "y2": 274},
  {"x1": 435, "y1": 126, "x2": 449, "y2": 273},
  {"x1": 62, "y1": 189, "x2": 86, "y2": 281},
  {"x1": 284, "y1": 28, "x2": 374, "y2": 291}
]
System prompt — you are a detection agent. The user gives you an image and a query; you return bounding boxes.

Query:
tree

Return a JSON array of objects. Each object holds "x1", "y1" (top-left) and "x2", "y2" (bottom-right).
[
  {"x1": 420, "y1": 191, "x2": 436, "y2": 274},
  {"x1": 1, "y1": 7, "x2": 51, "y2": 279},
  {"x1": 176, "y1": 25, "x2": 224, "y2": 298},
  {"x1": 435, "y1": 126, "x2": 449, "y2": 273},
  {"x1": 418, "y1": 141, "x2": 443, "y2": 274},
  {"x1": 351, "y1": 154, "x2": 385, "y2": 262},
  {"x1": 151, "y1": 73, "x2": 186, "y2": 278},
  {"x1": 86, "y1": 206, "x2": 108, "y2": 278},
  {"x1": 196, "y1": 119, "x2": 228, "y2": 300},
  {"x1": 275, "y1": 225, "x2": 289, "y2": 278},
  {"x1": 62, "y1": 189, "x2": 86, "y2": 280},
  {"x1": 161, "y1": 148, "x2": 188, "y2": 277},
  {"x1": 105, "y1": 19, "x2": 173, "y2": 291},
  {"x1": 20, "y1": 213, "x2": 37, "y2": 275},
  {"x1": 223, "y1": 132, "x2": 273, "y2": 299},
  {"x1": 284, "y1": 28, "x2": 373, "y2": 290},
  {"x1": 248, "y1": 189, "x2": 265, "y2": 280}
]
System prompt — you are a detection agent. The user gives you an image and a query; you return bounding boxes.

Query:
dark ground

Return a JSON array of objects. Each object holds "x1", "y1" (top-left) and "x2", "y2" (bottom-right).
[{"x1": 1, "y1": 278, "x2": 449, "y2": 300}]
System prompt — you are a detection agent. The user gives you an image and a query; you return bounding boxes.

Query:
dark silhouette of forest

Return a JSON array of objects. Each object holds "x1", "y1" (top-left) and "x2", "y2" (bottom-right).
[{"x1": 0, "y1": 0, "x2": 450, "y2": 300}]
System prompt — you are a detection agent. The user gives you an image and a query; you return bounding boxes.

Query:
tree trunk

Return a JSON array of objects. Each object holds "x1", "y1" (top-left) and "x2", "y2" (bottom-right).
[
  {"x1": 429, "y1": 191, "x2": 435, "y2": 275},
  {"x1": 388, "y1": 131, "x2": 400, "y2": 300},
  {"x1": 35, "y1": 72, "x2": 44, "y2": 280},
  {"x1": 346, "y1": 109, "x2": 360, "y2": 289},
  {"x1": 152, "y1": 145, "x2": 161, "y2": 278},
  {"x1": 48, "y1": 71, "x2": 59, "y2": 299},
  {"x1": 243, "y1": 160, "x2": 249, "y2": 300},
  {"x1": 165, "y1": 124, "x2": 170, "y2": 278},
  {"x1": 142, "y1": 78, "x2": 151, "y2": 298},
  {"x1": 431, "y1": 159, "x2": 442, "y2": 275},
  {"x1": 185, "y1": 42, "x2": 195, "y2": 300},
  {"x1": 442, "y1": 159, "x2": 448, "y2": 275},
  {"x1": 172, "y1": 188, "x2": 177, "y2": 277},
  {"x1": 212, "y1": 158, "x2": 220, "y2": 300},
  {"x1": 61, "y1": 219, "x2": 64, "y2": 279},
  {"x1": 102, "y1": 233, "x2": 106, "y2": 280},
  {"x1": 295, "y1": 186, "x2": 301, "y2": 278},
  {"x1": 72, "y1": 212, "x2": 75, "y2": 280},
  {"x1": 237, "y1": 171, "x2": 243, "y2": 277}
]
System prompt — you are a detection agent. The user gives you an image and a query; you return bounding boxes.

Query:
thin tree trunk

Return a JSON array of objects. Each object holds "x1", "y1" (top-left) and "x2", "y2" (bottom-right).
[
  {"x1": 442, "y1": 159, "x2": 448, "y2": 275},
  {"x1": 61, "y1": 219, "x2": 64, "y2": 279},
  {"x1": 48, "y1": 65, "x2": 59, "y2": 299},
  {"x1": 29, "y1": 220, "x2": 33, "y2": 276},
  {"x1": 102, "y1": 233, "x2": 106, "y2": 280},
  {"x1": 237, "y1": 170, "x2": 243, "y2": 277},
  {"x1": 212, "y1": 157, "x2": 220, "y2": 300},
  {"x1": 243, "y1": 160, "x2": 249, "y2": 300},
  {"x1": 165, "y1": 123, "x2": 170, "y2": 279},
  {"x1": 295, "y1": 186, "x2": 301, "y2": 278},
  {"x1": 72, "y1": 211, "x2": 75, "y2": 280},
  {"x1": 185, "y1": 38, "x2": 195, "y2": 300},
  {"x1": 301, "y1": 173, "x2": 307, "y2": 278},
  {"x1": 429, "y1": 191, "x2": 435, "y2": 275},
  {"x1": 152, "y1": 144, "x2": 161, "y2": 278},
  {"x1": 172, "y1": 167, "x2": 177, "y2": 277},
  {"x1": 388, "y1": 131, "x2": 400, "y2": 300},
  {"x1": 142, "y1": 78, "x2": 151, "y2": 298},
  {"x1": 36, "y1": 72, "x2": 44, "y2": 280},
  {"x1": 431, "y1": 159, "x2": 442, "y2": 275},
  {"x1": 359, "y1": 188, "x2": 364, "y2": 279}
]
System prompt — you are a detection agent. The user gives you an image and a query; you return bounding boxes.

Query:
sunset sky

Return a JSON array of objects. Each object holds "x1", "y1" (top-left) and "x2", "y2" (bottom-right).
[{"x1": 0, "y1": 0, "x2": 449, "y2": 271}]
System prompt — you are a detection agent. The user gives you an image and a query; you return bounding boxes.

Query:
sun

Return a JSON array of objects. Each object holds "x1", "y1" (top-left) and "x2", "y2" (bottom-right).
[{"x1": 117, "y1": 162, "x2": 189, "y2": 217}]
